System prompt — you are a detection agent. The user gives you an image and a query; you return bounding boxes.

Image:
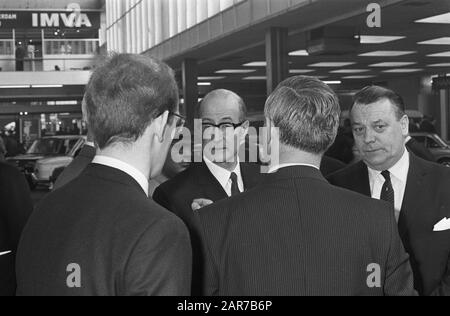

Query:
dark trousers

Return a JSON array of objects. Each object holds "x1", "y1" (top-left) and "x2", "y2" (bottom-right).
[{"x1": 16, "y1": 60, "x2": 24, "y2": 71}]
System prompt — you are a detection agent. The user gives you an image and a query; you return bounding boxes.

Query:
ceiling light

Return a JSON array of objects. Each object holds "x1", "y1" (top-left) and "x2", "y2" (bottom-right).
[
  {"x1": 415, "y1": 12, "x2": 450, "y2": 24},
  {"x1": 418, "y1": 37, "x2": 450, "y2": 45},
  {"x1": 215, "y1": 69, "x2": 256, "y2": 74},
  {"x1": 343, "y1": 75, "x2": 376, "y2": 79},
  {"x1": 289, "y1": 69, "x2": 315, "y2": 74},
  {"x1": 383, "y1": 69, "x2": 423, "y2": 73},
  {"x1": 324, "y1": 81, "x2": 342, "y2": 85},
  {"x1": 0, "y1": 85, "x2": 30, "y2": 89},
  {"x1": 427, "y1": 51, "x2": 450, "y2": 57},
  {"x1": 357, "y1": 35, "x2": 406, "y2": 44},
  {"x1": 309, "y1": 62, "x2": 356, "y2": 67},
  {"x1": 289, "y1": 50, "x2": 309, "y2": 56},
  {"x1": 31, "y1": 85, "x2": 63, "y2": 88},
  {"x1": 243, "y1": 61, "x2": 266, "y2": 67},
  {"x1": 359, "y1": 51, "x2": 416, "y2": 57},
  {"x1": 198, "y1": 76, "x2": 225, "y2": 80},
  {"x1": 243, "y1": 76, "x2": 267, "y2": 80},
  {"x1": 427, "y1": 63, "x2": 450, "y2": 67},
  {"x1": 198, "y1": 82, "x2": 211, "y2": 86},
  {"x1": 330, "y1": 69, "x2": 370, "y2": 74},
  {"x1": 370, "y1": 62, "x2": 416, "y2": 67}
]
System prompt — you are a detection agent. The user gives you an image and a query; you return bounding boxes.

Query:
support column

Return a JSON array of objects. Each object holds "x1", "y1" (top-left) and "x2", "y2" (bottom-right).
[
  {"x1": 265, "y1": 27, "x2": 289, "y2": 95},
  {"x1": 182, "y1": 59, "x2": 198, "y2": 129},
  {"x1": 440, "y1": 89, "x2": 449, "y2": 141}
]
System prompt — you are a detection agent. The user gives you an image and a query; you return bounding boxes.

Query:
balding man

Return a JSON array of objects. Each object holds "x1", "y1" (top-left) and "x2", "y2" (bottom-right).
[{"x1": 153, "y1": 89, "x2": 262, "y2": 295}]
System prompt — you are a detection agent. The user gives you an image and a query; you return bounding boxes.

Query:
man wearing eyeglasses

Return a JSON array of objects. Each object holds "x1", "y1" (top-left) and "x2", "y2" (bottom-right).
[
  {"x1": 16, "y1": 54, "x2": 192, "y2": 296},
  {"x1": 153, "y1": 89, "x2": 262, "y2": 295}
]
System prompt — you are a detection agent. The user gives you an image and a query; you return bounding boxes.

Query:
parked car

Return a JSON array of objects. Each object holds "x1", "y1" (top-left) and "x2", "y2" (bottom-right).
[
  {"x1": 410, "y1": 133, "x2": 450, "y2": 167},
  {"x1": 7, "y1": 135, "x2": 86, "y2": 189}
]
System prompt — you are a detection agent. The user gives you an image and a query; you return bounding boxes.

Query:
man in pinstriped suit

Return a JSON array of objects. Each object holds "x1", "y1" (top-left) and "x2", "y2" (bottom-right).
[{"x1": 197, "y1": 76, "x2": 416, "y2": 296}]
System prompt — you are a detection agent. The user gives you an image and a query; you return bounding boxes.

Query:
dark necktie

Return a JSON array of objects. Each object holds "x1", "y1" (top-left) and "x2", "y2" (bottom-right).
[
  {"x1": 380, "y1": 170, "x2": 395, "y2": 206},
  {"x1": 230, "y1": 172, "x2": 241, "y2": 197}
]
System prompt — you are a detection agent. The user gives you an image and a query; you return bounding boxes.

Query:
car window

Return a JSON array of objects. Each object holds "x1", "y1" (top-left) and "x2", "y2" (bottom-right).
[
  {"x1": 426, "y1": 137, "x2": 442, "y2": 149},
  {"x1": 27, "y1": 138, "x2": 80, "y2": 155}
]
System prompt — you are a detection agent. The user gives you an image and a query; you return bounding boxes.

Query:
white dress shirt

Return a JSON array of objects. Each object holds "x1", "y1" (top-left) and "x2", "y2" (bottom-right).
[
  {"x1": 204, "y1": 157, "x2": 244, "y2": 197},
  {"x1": 367, "y1": 149, "x2": 410, "y2": 215},
  {"x1": 92, "y1": 155, "x2": 149, "y2": 197},
  {"x1": 268, "y1": 163, "x2": 321, "y2": 174}
]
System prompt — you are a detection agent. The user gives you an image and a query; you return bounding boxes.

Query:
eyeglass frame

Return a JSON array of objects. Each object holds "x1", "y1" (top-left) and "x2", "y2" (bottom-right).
[{"x1": 201, "y1": 121, "x2": 247, "y2": 131}]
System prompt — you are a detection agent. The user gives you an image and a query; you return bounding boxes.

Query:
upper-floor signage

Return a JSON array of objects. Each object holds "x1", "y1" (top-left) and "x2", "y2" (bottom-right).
[{"x1": 0, "y1": 11, "x2": 100, "y2": 29}]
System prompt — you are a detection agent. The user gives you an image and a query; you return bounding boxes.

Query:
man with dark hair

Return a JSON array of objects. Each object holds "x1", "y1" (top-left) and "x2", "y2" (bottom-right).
[
  {"x1": 0, "y1": 162, "x2": 33, "y2": 296},
  {"x1": 198, "y1": 77, "x2": 415, "y2": 296},
  {"x1": 16, "y1": 54, "x2": 192, "y2": 296},
  {"x1": 153, "y1": 89, "x2": 261, "y2": 295},
  {"x1": 328, "y1": 85, "x2": 450, "y2": 296}
]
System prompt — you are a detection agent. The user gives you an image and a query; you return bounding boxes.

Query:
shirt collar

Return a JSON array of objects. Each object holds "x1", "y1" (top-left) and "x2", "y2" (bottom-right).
[
  {"x1": 85, "y1": 141, "x2": 95, "y2": 148},
  {"x1": 92, "y1": 155, "x2": 149, "y2": 197},
  {"x1": 367, "y1": 148, "x2": 410, "y2": 183},
  {"x1": 203, "y1": 156, "x2": 242, "y2": 188},
  {"x1": 269, "y1": 163, "x2": 320, "y2": 174}
]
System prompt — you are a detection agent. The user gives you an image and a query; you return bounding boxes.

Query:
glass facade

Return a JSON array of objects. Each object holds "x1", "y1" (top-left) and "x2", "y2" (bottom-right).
[{"x1": 106, "y1": 0, "x2": 245, "y2": 54}]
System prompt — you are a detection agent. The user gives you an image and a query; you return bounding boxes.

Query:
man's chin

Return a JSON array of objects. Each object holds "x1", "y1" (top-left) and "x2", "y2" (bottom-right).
[{"x1": 363, "y1": 156, "x2": 391, "y2": 171}]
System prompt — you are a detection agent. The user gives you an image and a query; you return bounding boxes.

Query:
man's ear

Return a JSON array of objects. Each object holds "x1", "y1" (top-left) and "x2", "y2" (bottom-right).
[
  {"x1": 154, "y1": 111, "x2": 170, "y2": 143},
  {"x1": 240, "y1": 120, "x2": 250, "y2": 136},
  {"x1": 81, "y1": 97, "x2": 88, "y2": 123},
  {"x1": 265, "y1": 117, "x2": 273, "y2": 147},
  {"x1": 400, "y1": 114, "x2": 409, "y2": 136}
]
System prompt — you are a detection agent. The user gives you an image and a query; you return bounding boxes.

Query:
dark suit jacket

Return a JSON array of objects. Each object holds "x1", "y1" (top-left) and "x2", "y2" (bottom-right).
[
  {"x1": 321, "y1": 156, "x2": 346, "y2": 176},
  {"x1": 406, "y1": 138, "x2": 435, "y2": 162},
  {"x1": 16, "y1": 164, "x2": 192, "y2": 296},
  {"x1": 153, "y1": 162, "x2": 262, "y2": 295},
  {"x1": 54, "y1": 145, "x2": 96, "y2": 190},
  {"x1": 328, "y1": 154, "x2": 450, "y2": 296},
  {"x1": 0, "y1": 162, "x2": 33, "y2": 296},
  {"x1": 198, "y1": 166, "x2": 416, "y2": 296}
]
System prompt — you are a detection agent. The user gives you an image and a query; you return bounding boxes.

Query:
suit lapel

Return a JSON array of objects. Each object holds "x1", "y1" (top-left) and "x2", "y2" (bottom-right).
[
  {"x1": 194, "y1": 163, "x2": 229, "y2": 202},
  {"x1": 399, "y1": 154, "x2": 427, "y2": 239}
]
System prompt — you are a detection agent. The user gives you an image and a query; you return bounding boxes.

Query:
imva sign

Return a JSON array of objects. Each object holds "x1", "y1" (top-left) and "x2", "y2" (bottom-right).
[{"x1": 32, "y1": 12, "x2": 92, "y2": 28}]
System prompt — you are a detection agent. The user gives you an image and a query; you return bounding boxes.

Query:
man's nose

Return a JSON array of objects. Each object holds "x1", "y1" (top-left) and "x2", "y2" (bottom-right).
[{"x1": 363, "y1": 129, "x2": 376, "y2": 144}]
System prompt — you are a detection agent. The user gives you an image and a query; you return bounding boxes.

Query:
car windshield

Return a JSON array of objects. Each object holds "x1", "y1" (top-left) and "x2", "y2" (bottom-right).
[
  {"x1": 27, "y1": 138, "x2": 79, "y2": 155},
  {"x1": 430, "y1": 135, "x2": 448, "y2": 148}
]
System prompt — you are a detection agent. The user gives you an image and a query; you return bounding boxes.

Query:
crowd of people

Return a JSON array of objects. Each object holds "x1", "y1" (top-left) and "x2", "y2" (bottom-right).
[{"x1": 0, "y1": 54, "x2": 449, "y2": 296}]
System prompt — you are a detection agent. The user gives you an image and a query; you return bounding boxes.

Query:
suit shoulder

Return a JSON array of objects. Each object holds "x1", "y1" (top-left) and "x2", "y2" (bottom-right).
[
  {"x1": 327, "y1": 161, "x2": 365, "y2": 183},
  {"x1": 156, "y1": 165, "x2": 198, "y2": 193},
  {"x1": 417, "y1": 155, "x2": 450, "y2": 175},
  {"x1": 143, "y1": 199, "x2": 190, "y2": 235},
  {"x1": 0, "y1": 162, "x2": 22, "y2": 178}
]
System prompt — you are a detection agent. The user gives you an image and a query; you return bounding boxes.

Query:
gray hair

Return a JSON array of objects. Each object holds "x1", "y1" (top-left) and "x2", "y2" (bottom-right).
[
  {"x1": 198, "y1": 89, "x2": 247, "y2": 121},
  {"x1": 264, "y1": 76, "x2": 341, "y2": 154}
]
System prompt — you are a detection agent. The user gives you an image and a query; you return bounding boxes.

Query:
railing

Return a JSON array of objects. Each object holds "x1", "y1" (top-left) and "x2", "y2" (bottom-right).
[
  {"x1": 44, "y1": 39, "x2": 100, "y2": 55},
  {"x1": 0, "y1": 57, "x2": 96, "y2": 72},
  {"x1": 0, "y1": 39, "x2": 99, "y2": 72},
  {"x1": 0, "y1": 39, "x2": 14, "y2": 56}
]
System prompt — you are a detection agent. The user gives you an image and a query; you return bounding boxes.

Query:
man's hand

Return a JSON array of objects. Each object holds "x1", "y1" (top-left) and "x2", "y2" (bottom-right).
[{"x1": 191, "y1": 199, "x2": 214, "y2": 211}]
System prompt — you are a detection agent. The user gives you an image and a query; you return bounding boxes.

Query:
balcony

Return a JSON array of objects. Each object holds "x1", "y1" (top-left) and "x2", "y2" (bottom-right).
[{"x1": 0, "y1": 39, "x2": 99, "y2": 72}]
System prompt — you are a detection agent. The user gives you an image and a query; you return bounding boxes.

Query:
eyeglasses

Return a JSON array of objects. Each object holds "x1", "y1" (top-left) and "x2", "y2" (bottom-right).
[{"x1": 202, "y1": 121, "x2": 246, "y2": 131}]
